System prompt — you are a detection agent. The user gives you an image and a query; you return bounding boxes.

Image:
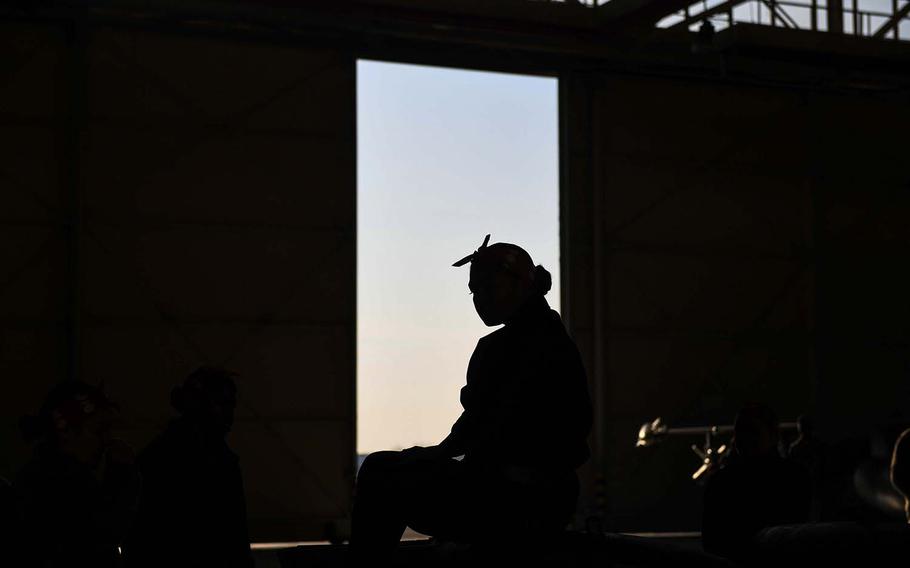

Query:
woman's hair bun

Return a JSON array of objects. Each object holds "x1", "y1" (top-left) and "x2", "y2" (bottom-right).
[{"x1": 533, "y1": 265, "x2": 552, "y2": 296}]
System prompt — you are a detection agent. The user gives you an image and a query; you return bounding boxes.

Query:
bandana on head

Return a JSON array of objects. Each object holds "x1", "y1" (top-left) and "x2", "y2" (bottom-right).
[
  {"x1": 452, "y1": 234, "x2": 536, "y2": 283},
  {"x1": 452, "y1": 234, "x2": 491, "y2": 268}
]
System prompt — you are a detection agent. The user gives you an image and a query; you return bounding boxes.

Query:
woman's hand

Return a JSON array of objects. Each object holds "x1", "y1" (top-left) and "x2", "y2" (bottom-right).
[{"x1": 399, "y1": 445, "x2": 445, "y2": 465}]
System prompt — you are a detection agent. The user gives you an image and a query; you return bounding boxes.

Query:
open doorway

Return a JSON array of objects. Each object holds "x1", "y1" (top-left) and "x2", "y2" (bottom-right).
[{"x1": 356, "y1": 61, "x2": 560, "y2": 463}]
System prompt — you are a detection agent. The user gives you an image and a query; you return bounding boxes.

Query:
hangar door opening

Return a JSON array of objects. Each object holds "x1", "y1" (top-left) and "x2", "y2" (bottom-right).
[{"x1": 357, "y1": 61, "x2": 561, "y2": 459}]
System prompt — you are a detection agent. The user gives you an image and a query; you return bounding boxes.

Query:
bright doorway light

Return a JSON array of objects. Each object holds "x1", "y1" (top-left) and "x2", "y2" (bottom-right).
[{"x1": 357, "y1": 61, "x2": 560, "y2": 456}]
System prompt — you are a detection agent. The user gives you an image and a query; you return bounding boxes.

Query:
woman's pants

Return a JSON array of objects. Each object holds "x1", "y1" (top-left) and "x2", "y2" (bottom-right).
[{"x1": 350, "y1": 450, "x2": 578, "y2": 556}]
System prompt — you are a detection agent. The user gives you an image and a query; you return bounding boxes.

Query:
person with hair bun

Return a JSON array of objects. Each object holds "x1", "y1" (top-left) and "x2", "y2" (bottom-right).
[
  {"x1": 352, "y1": 235, "x2": 592, "y2": 558},
  {"x1": 123, "y1": 367, "x2": 252, "y2": 568},
  {"x1": 15, "y1": 381, "x2": 139, "y2": 567}
]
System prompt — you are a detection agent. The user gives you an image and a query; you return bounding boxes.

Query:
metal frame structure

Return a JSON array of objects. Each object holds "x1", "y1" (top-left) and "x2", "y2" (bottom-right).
[
  {"x1": 636, "y1": 417, "x2": 799, "y2": 481},
  {"x1": 660, "y1": 0, "x2": 910, "y2": 40}
]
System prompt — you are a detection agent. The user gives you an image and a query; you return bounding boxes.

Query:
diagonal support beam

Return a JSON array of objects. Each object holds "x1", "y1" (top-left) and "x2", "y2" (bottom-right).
[
  {"x1": 760, "y1": 0, "x2": 799, "y2": 28},
  {"x1": 873, "y1": 1, "x2": 910, "y2": 38},
  {"x1": 668, "y1": 0, "x2": 750, "y2": 30},
  {"x1": 669, "y1": 0, "x2": 799, "y2": 31}
]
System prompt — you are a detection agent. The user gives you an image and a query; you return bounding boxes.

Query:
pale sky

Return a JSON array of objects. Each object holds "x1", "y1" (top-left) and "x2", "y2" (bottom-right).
[{"x1": 357, "y1": 61, "x2": 560, "y2": 454}]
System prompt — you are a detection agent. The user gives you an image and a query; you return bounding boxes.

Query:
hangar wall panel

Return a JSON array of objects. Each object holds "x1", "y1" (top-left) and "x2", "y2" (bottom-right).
[
  {"x1": 564, "y1": 72, "x2": 910, "y2": 531},
  {"x1": 81, "y1": 29, "x2": 356, "y2": 540},
  {"x1": 0, "y1": 23, "x2": 355, "y2": 541}
]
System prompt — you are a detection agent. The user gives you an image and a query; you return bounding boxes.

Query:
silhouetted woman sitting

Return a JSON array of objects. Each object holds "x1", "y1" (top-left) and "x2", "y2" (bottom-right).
[
  {"x1": 16, "y1": 381, "x2": 139, "y2": 567},
  {"x1": 351, "y1": 235, "x2": 593, "y2": 558},
  {"x1": 123, "y1": 367, "x2": 253, "y2": 568}
]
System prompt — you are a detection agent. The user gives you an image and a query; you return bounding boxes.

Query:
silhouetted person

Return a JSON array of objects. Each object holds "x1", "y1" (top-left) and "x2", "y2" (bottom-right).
[
  {"x1": 788, "y1": 415, "x2": 824, "y2": 520},
  {"x1": 702, "y1": 404, "x2": 810, "y2": 560},
  {"x1": 123, "y1": 367, "x2": 253, "y2": 568},
  {"x1": 351, "y1": 235, "x2": 593, "y2": 559},
  {"x1": 891, "y1": 428, "x2": 910, "y2": 523},
  {"x1": 788, "y1": 416, "x2": 821, "y2": 466},
  {"x1": 15, "y1": 381, "x2": 139, "y2": 567}
]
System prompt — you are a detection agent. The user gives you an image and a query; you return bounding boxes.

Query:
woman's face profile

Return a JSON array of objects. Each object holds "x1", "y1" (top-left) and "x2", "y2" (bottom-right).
[{"x1": 469, "y1": 265, "x2": 523, "y2": 327}]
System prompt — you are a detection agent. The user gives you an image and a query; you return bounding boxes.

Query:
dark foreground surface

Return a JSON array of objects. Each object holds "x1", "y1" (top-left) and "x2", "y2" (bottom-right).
[
  {"x1": 274, "y1": 533, "x2": 732, "y2": 568},
  {"x1": 265, "y1": 525, "x2": 910, "y2": 568}
]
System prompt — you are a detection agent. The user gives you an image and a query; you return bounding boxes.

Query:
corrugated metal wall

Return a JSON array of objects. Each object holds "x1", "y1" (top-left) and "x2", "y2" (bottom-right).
[
  {"x1": 563, "y1": 71, "x2": 910, "y2": 531},
  {"x1": 1, "y1": 22, "x2": 356, "y2": 541}
]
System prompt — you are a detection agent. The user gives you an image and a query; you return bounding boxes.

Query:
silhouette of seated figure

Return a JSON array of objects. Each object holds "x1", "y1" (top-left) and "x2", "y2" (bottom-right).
[
  {"x1": 788, "y1": 415, "x2": 823, "y2": 472},
  {"x1": 702, "y1": 403, "x2": 810, "y2": 560},
  {"x1": 787, "y1": 415, "x2": 824, "y2": 520},
  {"x1": 351, "y1": 235, "x2": 593, "y2": 558},
  {"x1": 891, "y1": 428, "x2": 910, "y2": 523},
  {"x1": 123, "y1": 367, "x2": 253, "y2": 568},
  {"x1": 16, "y1": 381, "x2": 139, "y2": 567}
]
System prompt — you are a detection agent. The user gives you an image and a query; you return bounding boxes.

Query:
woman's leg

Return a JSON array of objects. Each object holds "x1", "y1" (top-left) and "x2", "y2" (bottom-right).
[{"x1": 350, "y1": 450, "x2": 471, "y2": 556}]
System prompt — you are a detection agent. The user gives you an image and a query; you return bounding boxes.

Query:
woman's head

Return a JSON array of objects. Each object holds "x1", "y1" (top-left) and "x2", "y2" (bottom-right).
[
  {"x1": 454, "y1": 235, "x2": 551, "y2": 326},
  {"x1": 21, "y1": 381, "x2": 117, "y2": 466},
  {"x1": 171, "y1": 366, "x2": 238, "y2": 435}
]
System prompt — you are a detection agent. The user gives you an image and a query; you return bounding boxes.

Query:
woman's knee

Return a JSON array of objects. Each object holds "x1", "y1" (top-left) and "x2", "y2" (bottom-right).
[{"x1": 357, "y1": 451, "x2": 403, "y2": 486}]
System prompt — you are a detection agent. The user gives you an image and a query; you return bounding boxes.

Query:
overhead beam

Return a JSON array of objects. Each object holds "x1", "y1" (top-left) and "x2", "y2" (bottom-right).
[
  {"x1": 597, "y1": 0, "x2": 697, "y2": 29},
  {"x1": 669, "y1": 0, "x2": 800, "y2": 31},
  {"x1": 873, "y1": 1, "x2": 910, "y2": 38},
  {"x1": 668, "y1": 0, "x2": 749, "y2": 31}
]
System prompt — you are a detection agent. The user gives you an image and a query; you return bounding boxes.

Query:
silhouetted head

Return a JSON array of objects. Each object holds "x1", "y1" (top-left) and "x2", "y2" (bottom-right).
[
  {"x1": 453, "y1": 235, "x2": 552, "y2": 327},
  {"x1": 891, "y1": 428, "x2": 910, "y2": 522},
  {"x1": 733, "y1": 403, "x2": 779, "y2": 459},
  {"x1": 20, "y1": 381, "x2": 118, "y2": 467},
  {"x1": 171, "y1": 366, "x2": 238, "y2": 436}
]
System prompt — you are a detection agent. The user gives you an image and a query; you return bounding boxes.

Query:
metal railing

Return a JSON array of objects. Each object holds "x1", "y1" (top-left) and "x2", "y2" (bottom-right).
[
  {"x1": 536, "y1": 0, "x2": 910, "y2": 41},
  {"x1": 656, "y1": 0, "x2": 910, "y2": 40}
]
